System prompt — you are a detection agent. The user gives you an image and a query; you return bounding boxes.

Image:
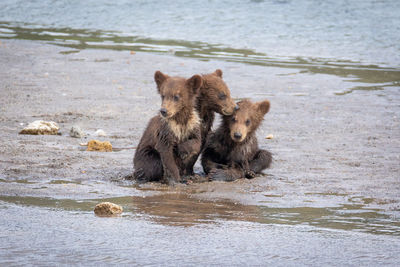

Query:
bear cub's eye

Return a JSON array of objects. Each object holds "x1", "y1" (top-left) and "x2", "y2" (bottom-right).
[
  {"x1": 173, "y1": 95, "x2": 180, "y2": 102},
  {"x1": 161, "y1": 95, "x2": 165, "y2": 100},
  {"x1": 231, "y1": 117, "x2": 237, "y2": 123},
  {"x1": 245, "y1": 119, "x2": 251, "y2": 126},
  {"x1": 218, "y1": 93, "x2": 227, "y2": 100}
]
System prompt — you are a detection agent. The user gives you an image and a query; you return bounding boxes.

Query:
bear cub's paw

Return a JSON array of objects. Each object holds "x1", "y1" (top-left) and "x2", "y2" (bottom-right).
[{"x1": 244, "y1": 170, "x2": 257, "y2": 179}]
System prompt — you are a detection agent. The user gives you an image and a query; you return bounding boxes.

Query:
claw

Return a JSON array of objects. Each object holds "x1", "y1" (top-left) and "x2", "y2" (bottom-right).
[
  {"x1": 244, "y1": 170, "x2": 256, "y2": 179},
  {"x1": 183, "y1": 174, "x2": 208, "y2": 183},
  {"x1": 133, "y1": 168, "x2": 148, "y2": 183}
]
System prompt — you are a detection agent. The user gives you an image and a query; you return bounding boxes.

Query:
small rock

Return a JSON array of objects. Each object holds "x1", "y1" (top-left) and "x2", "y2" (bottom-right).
[
  {"x1": 69, "y1": 125, "x2": 85, "y2": 138},
  {"x1": 95, "y1": 129, "x2": 107, "y2": 137},
  {"x1": 19, "y1": 120, "x2": 59, "y2": 135},
  {"x1": 94, "y1": 202, "x2": 123, "y2": 217},
  {"x1": 87, "y1": 139, "x2": 112, "y2": 152},
  {"x1": 265, "y1": 134, "x2": 274, "y2": 139}
]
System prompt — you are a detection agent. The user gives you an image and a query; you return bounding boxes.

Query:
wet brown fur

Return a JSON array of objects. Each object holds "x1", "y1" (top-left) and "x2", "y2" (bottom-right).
[
  {"x1": 201, "y1": 99, "x2": 272, "y2": 181},
  {"x1": 197, "y1": 69, "x2": 236, "y2": 149},
  {"x1": 133, "y1": 71, "x2": 202, "y2": 185}
]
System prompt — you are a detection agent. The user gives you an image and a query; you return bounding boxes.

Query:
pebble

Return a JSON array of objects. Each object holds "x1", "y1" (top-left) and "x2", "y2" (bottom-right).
[
  {"x1": 69, "y1": 125, "x2": 85, "y2": 138},
  {"x1": 265, "y1": 134, "x2": 274, "y2": 139},
  {"x1": 94, "y1": 202, "x2": 123, "y2": 217},
  {"x1": 95, "y1": 129, "x2": 107, "y2": 137},
  {"x1": 19, "y1": 120, "x2": 59, "y2": 135}
]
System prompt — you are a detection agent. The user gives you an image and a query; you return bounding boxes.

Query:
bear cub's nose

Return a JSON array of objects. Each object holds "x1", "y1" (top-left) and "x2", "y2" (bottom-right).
[
  {"x1": 233, "y1": 132, "x2": 242, "y2": 139},
  {"x1": 160, "y1": 108, "x2": 168, "y2": 117}
]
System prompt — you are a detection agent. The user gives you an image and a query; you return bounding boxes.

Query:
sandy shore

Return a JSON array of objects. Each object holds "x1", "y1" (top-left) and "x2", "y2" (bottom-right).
[
  {"x1": 0, "y1": 38, "x2": 399, "y2": 213},
  {"x1": 1, "y1": 38, "x2": 400, "y2": 265}
]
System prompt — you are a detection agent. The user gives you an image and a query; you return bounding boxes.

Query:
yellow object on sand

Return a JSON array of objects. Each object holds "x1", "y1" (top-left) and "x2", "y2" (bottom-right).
[{"x1": 87, "y1": 140, "x2": 112, "y2": 152}]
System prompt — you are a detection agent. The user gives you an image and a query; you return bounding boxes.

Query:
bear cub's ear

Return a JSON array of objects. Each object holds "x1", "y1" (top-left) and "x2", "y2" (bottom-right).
[
  {"x1": 186, "y1": 75, "x2": 203, "y2": 95},
  {"x1": 257, "y1": 100, "x2": 270, "y2": 116},
  {"x1": 213, "y1": 69, "x2": 223, "y2": 78},
  {"x1": 154, "y1": 71, "x2": 169, "y2": 92}
]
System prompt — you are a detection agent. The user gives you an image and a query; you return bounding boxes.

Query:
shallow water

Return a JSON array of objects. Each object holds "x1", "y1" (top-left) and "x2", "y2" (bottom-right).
[
  {"x1": 1, "y1": 0, "x2": 399, "y2": 66},
  {"x1": 1, "y1": 0, "x2": 399, "y2": 94},
  {"x1": 1, "y1": 21, "x2": 399, "y2": 95},
  {"x1": 1, "y1": 192, "x2": 400, "y2": 265},
  {"x1": 1, "y1": 174, "x2": 400, "y2": 235}
]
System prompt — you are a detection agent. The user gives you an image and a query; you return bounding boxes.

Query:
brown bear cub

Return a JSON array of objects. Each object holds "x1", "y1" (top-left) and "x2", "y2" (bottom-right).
[
  {"x1": 201, "y1": 99, "x2": 272, "y2": 181},
  {"x1": 197, "y1": 69, "x2": 237, "y2": 149},
  {"x1": 133, "y1": 71, "x2": 203, "y2": 185}
]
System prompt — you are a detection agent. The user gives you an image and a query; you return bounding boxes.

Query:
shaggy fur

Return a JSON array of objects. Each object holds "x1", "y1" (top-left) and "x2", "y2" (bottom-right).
[
  {"x1": 133, "y1": 71, "x2": 202, "y2": 185},
  {"x1": 201, "y1": 99, "x2": 272, "y2": 181}
]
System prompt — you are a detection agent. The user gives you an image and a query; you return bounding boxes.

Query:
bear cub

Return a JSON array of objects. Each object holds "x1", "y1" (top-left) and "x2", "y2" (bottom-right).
[
  {"x1": 201, "y1": 99, "x2": 272, "y2": 181},
  {"x1": 197, "y1": 69, "x2": 237, "y2": 149},
  {"x1": 133, "y1": 71, "x2": 202, "y2": 185}
]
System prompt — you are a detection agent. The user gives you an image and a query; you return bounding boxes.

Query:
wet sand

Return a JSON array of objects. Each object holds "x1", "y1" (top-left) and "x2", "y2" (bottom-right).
[{"x1": 1, "y1": 39, "x2": 400, "y2": 265}]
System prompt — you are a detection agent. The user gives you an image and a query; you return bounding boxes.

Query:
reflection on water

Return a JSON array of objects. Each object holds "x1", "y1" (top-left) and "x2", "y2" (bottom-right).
[
  {"x1": 1, "y1": 22, "x2": 399, "y2": 94},
  {"x1": 131, "y1": 193, "x2": 259, "y2": 226},
  {"x1": 131, "y1": 193, "x2": 400, "y2": 235},
  {"x1": 1, "y1": 199, "x2": 399, "y2": 266},
  {"x1": 1, "y1": 193, "x2": 399, "y2": 236}
]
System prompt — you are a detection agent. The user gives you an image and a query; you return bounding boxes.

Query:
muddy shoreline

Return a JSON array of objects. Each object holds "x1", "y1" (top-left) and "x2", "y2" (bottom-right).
[
  {"x1": 1, "y1": 39, "x2": 400, "y2": 264},
  {"x1": 1, "y1": 38, "x2": 399, "y2": 205}
]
